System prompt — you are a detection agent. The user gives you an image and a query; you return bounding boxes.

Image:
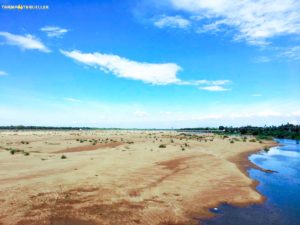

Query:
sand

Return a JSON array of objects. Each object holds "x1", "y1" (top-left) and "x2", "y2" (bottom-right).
[{"x1": 0, "y1": 130, "x2": 276, "y2": 225}]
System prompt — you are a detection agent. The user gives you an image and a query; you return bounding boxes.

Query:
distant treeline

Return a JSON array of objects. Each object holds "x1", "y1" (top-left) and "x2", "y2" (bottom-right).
[
  {"x1": 0, "y1": 126, "x2": 161, "y2": 131},
  {"x1": 0, "y1": 126, "x2": 97, "y2": 131},
  {"x1": 180, "y1": 123, "x2": 300, "y2": 140}
]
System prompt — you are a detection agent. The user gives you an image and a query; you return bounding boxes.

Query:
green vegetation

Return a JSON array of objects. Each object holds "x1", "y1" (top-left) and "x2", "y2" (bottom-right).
[
  {"x1": 159, "y1": 144, "x2": 166, "y2": 148},
  {"x1": 61, "y1": 155, "x2": 67, "y2": 159},
  {"x1": 219, "y1": 124, "x2": 300, "y2": 140},
  {"x1": 179, "y1": 124, "x2": 300, "y2": 140},
  {"x1": 6, "y1": 147, "x2": 30, "y2": 156}
]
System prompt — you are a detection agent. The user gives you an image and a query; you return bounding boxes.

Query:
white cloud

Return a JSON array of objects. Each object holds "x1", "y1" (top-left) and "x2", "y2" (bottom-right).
[
  {"x1": 163, "y1": 0, "x2": 300, "y2": 45},
  {"x1": 61, "y1": 50, "x2": 181, "y2": 85},
  {"x1": 0, "y1": 70, "x2": 8, "y2": 76},
  {"x1": 199, "y1": 85, "x2": 230, "y2": 91},
  {"x1": 41, "y1": 26, "x2": 68, "y2": 38},
  {"x1": 154, "y1": 15, "x2": 191, "y2": 29},
  {"x1": 177, "y1": 79, "x2": 231, "y2": 86},
  {"x1": 257, "y1": 110, "x2": 282, "y2": 117},
  {"x1": 61, "y1": 49, "x2": 231, "y2": 90},
  {"x1": 0, "y1": 32, "x2": 50, "y2": 52},
  {"x1": 291, "y1": 110, "x2": 300, "y2": 116}
]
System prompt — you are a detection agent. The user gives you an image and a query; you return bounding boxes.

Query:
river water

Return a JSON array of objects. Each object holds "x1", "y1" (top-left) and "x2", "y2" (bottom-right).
[{"x1": 201, "y1": 139, "x2": 300, "y2": 225}]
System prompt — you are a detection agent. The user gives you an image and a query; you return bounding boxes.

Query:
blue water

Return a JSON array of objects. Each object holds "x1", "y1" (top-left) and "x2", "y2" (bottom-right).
[{"x1": 202, "y1": 139, "x2": 300, "y2": 225}]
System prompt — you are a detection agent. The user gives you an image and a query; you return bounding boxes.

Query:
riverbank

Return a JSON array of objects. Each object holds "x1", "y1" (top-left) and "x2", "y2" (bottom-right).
[
  {"x1": 0, "y1": 130, "x2": 276, "y2": 225},
  {"x1": 201, "y1": 139, "x2": 300, "y2": 225}
]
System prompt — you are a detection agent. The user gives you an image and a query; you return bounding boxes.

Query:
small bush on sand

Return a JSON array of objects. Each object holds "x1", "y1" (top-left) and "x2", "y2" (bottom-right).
[
  {"x1": 230, "y1": 140, "x2": 234, "y2": 144},
  {"x1": 61, "y1": 155, "x2": 67, "y2": 159},
  {"x1": 159, "y1": 144, "x2": 166, "y2": 148},
  {"x1": 10, "y1": 149, "x2": 16, "y2": 155}
]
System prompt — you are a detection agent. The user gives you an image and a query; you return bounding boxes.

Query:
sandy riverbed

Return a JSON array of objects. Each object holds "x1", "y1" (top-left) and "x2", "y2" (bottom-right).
[{"x1": 0, "y1": 130, "x2": 275, "y2": 225}]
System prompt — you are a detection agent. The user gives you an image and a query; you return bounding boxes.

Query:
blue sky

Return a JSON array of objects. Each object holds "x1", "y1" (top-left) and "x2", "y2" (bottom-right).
[{"x1": 0, "y1": 0, "x2": 300, "y2": 128}]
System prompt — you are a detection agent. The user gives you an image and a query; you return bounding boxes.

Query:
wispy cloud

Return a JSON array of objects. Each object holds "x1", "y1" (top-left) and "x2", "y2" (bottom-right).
[
  {"x1": 0, "y1": 70, "x2": 8, "y2": 76},
  {"x1": 253, "y1": 56, "x2": 272, "y2": 63},
  {"x1": 41, "y1": 26, "x2": 68, "y2": 38},
  {"x1": 61, "y1": 50, "x2": 181, "y2": 85},
  {"x1": 61, "y1": 49, "x2": 231, "y2": 91},
  {"x1": 280, "y1": 46, "x2": 300, "y2": 60},
  {"x1": 154, "y1": 15, "x2": 191, "y2": 29},
  {"x1": 64, "y1": 97, "x2": 81, "y2": 102},
  {"x1": 159, "y1": 0, "x2": 300, "y2": 45},
  {"x1": 199, "y1": 85, "x2": 230, "y2": 92},
  {"x1": 133, "y1": 110, "x2": 149, "y2": 117},
  {"x1": 0, "y1": 32, "x2": 50, "y2": 52}
]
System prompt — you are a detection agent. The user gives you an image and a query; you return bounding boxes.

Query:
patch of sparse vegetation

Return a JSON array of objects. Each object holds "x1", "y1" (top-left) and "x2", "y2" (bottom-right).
[
  {"x1": 159, "y1": 144, "x2": 166, "y2": 148},
  {"x1": 61, "y1": 155, "x2": 67, "y2": 159}
]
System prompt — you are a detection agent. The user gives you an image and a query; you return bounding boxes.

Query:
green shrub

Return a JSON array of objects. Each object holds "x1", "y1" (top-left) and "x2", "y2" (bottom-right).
[
  {"x1": 159, "y1": 144, "x2": 166, "y2": 148},
  {"x1": 61, "y1": 155, "x2": 67, "y2": 159}
]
